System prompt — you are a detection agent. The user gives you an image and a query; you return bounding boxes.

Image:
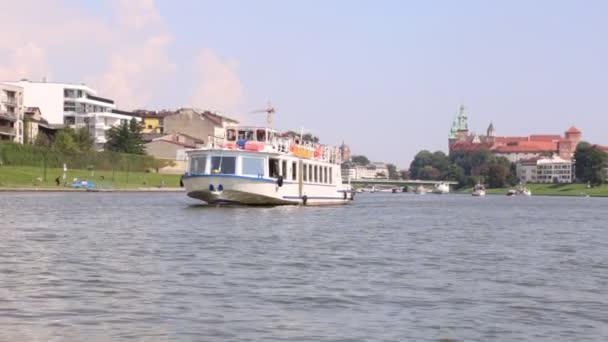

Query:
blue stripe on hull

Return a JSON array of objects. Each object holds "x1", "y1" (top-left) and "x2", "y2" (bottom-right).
[{"x1": 183, "y1": 173, "x2": 276, "y2": 183}]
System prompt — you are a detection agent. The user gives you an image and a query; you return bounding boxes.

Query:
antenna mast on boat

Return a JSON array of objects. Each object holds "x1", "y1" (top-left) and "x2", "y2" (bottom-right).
[{"x1": 250, "y1": 101, "x2": 275, "y2": 127}]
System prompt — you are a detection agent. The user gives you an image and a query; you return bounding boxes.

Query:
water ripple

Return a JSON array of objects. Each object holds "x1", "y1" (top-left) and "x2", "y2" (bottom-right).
[{"x1": 1, "y1": 192, "x2": 608, "y2": 341}]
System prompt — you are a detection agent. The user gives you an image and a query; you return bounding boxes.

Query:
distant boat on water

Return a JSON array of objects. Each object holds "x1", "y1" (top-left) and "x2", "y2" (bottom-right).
[
  {"x1": 432, "y1": 182, "x2": 450, "y2": 194},
  {"x1": 472, "y1": 183, "x2": 486, "y2": 197}
]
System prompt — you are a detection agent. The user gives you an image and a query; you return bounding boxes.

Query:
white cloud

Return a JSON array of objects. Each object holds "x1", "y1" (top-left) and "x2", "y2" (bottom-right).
[
  {"x1": 191, "y1": 49, "x2": 244, "y2": 114},
  {"x1": 114, "y1": 0, "x2": 163, "y2": 31},
  {"x1": 0, "y1": 43, "x2": 51, "y2": 82},
  {"x1": 0, "y1": 0, "x2": 244, "y2": 113}
]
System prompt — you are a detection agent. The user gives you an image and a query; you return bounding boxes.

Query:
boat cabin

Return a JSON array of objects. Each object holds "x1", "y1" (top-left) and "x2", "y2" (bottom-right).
[{"x1": 188, "y1": 151, "x2": 339, "y2": 186}]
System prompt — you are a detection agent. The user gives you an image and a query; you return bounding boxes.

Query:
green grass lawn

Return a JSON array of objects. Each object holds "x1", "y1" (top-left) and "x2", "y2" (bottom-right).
[
  {"x1": 482, "y1": 183, "x2": 608, "y2": 197},
  {"x1": 0, "y1": 165, "x2": 182, "y2": 189}
]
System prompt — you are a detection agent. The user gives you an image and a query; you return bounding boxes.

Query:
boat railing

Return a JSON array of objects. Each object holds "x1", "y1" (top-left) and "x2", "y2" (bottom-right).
[{"x1": 203, "y1": 134, "x2": 341, "y2": 164}]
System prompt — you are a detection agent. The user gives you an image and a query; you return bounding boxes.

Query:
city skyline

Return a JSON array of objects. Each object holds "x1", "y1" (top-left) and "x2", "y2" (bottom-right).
[{"x1": 2, "y1": 0, "x2": 607, "y2": 168}]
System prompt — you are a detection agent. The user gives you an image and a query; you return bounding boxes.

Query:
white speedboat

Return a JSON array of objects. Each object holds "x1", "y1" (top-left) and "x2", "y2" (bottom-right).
[
  {"x1": 518, "y1": 187, "x2": 532, "y2": 196},
  {"x1": 432, "y1": 182, "x2": 450, "y2": 194},
  {"x1": 182, "y1": 126, "x2": 352, "y2": 206},
  {"x1": 472, "y1": 184, "x2": 486, "y2": 197}
]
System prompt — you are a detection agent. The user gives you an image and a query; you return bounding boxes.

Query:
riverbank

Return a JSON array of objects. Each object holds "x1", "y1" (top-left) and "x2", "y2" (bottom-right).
[
  {"x1": 460, "y1": 183, "x2": 608, "y2": 197},
  {"x1": 0, "y1": 187, "x2": 183, "y2": 192},
  {"x1": 0, "y1": 165, "x2": 182, "y2": 190}
]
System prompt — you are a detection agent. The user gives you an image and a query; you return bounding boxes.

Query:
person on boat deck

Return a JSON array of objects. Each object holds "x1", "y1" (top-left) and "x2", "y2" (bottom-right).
[{"x1": 269, "y1": 159, "x2": 280, "y2": 178}]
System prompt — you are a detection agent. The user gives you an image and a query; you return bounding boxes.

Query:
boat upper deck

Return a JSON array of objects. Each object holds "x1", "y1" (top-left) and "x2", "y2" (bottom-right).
[{"x1": 193, "y1": 126, "x2": 343, "y2": 165}]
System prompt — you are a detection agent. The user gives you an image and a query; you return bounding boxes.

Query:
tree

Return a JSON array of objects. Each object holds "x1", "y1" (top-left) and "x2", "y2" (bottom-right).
[
  {"x1": 485, "y1": 163, "x2": 509, "y2": 188},
  {"x1": 410, "y1": 150, "x2": 450, "y2": 180},
  {"x1": 431, "y1": 151, "x2": 450, "y2": 173},
  {"x1": 105, "y1": 118, "x2": 145, "y2": 154},
  {"x1": 386, "y1": 163, "x2": 400, "y2": 179},
  {"x1": 53, "y1": 129, "x2": 78, "y2": 153},
  {"x1": 74, "y1": 127, "x2": 95, "y2": 151},
  {"x1": 418, "y1": 165, "x2": 440, "y2": 180},
  {"x1": 441, "y1": 164, "x2": 466, "y2": 186},
  {"x1": 352, "y1": 155, "x2": 370, "y2": 166},
  {"x1": 409, "y1": 150, "x2": 433, "y2": 179},
  {"x1": 34, "y1": 133, "x2": 52, "y2": 147},
  {"x1": 574, "y1": 142, "x2": 607, "y2": 185}
]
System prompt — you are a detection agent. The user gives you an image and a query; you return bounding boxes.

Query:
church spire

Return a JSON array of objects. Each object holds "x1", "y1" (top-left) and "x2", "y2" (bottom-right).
[
  {"x1": 456, "y1": 105, "x2": 468, "y2": 131},
  {"x1": 487, "y1": 122, "x2": 495, "y2": 137}
]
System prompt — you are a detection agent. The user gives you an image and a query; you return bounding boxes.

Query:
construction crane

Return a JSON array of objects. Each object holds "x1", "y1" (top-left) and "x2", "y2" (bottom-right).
[{"x1": 250, "y1": 102, "x2": 276, "y2": 127}]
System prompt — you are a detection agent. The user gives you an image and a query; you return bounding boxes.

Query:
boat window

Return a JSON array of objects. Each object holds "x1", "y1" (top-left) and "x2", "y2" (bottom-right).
[
  {"x1": 292, "y1": 162, "x2": 297, "y2": 181},
  {"x1": 282, "y1": 160, "x2": 287, "y2": 178},
  {"x1": 242, "y1": 157, "x2": 265, "y2": 177},
  {"x1": 246, "y1": 130, "x2": 254, "y2": 140},
  {"x1": 256, "y1": 129, "x2": 266, "y2": 142},
  {"x1": 323, "y1": 167, "x2": 328, "y2": 184},
  {"x1": 210, "y1": 156, "x2": 236, "y2": 174},
  {"x1": 190, "y1": 155, "x2": 207, "y2": 174},
  {"x1": 269, "y1": 158, "x2": 280, "y2": 178},
  {"x1": 226, "y1": 129, "x2": 236, "y2": 141},
  {"x1": 309, "y1": 165, "x2": 313, "y2": 183},
  {"x1": 303, "y1": 163, "x2": 307, "y2": 182},
  {"x1": 238, "y1": 130, "x2": 246, "y2": 140},
  {"x1": 329, "y1": 167, "x2": 333, "y2": 184},
  {"x1": 314, "y1": 165, "x2": 318, "y2": 183}
]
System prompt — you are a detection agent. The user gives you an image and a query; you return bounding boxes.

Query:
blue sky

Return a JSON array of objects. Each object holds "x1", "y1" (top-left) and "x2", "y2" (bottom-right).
[{"x1": 2, "y1": 0, "x2": 607, "y2": 167}]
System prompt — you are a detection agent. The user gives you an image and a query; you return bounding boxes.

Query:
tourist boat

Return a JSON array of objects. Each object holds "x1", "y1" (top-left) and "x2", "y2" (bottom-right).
[
  {"x1": 432, "y1": 182, "x2": 450, "y2": 194},
  {"x1": 472, "y1": 183, "x2": 486, "y2": 197},
  {"x1": 182, "y1": 126, "x2": 352, "y2": 205}
]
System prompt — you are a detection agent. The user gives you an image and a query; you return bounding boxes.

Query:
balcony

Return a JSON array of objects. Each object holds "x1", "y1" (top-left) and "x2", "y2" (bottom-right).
[
  {"x1": 0, "y1": 125, "x2": 16, "y2": 136},
  {"x1": 2, "y1": 97, "x2": 18, "y2": 106},
  {"x1": 0, "y1": 111, "x2": 17, "y2": 122}
]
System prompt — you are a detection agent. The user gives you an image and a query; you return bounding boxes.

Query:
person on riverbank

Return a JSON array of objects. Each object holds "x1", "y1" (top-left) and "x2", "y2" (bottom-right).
[{"x1": 55, "y1": 176, "x2": 60, "y2": 186}]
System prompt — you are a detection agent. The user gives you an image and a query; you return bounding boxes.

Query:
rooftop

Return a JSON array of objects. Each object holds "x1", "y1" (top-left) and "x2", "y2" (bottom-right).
[{"x1": 566, "y1": 126, "x2": 581, "y2": 134}]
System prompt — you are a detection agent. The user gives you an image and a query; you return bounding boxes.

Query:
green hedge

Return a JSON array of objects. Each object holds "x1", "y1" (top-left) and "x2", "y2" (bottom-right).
[{"x1": 0, "y1": 143, "x2": 167, "y2": 172}]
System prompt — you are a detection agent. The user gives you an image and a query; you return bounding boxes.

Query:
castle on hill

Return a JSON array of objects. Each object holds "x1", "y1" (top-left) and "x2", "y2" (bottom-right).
[{"x1": 448, "y1": 105, "x2": 581, "y2": 162}]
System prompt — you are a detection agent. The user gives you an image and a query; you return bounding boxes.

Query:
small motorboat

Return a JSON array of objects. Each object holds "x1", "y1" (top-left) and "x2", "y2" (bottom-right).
[
  {"x1": 472, "y1": 183, "x2": 486, "y2": 197},
  {"x1": 414, "y1": 185, "x2": 427, "y2": 195},
  {"x1": 432, "y1": 182, "x2": 450, "y2": 194}
]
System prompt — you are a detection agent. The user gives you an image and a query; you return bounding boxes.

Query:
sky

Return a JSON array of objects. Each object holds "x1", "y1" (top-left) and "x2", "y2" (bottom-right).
[{"x1": 1, "y1": 0, "x2": 607, "y2": 168}]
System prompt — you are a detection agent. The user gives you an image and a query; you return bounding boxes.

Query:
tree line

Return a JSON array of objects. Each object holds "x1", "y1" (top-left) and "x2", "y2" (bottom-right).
[
  {"x1": 408, "y1": 142, "x2": 608, "y2": 189},
  {"x1": 31, "y1": 117, "x2": 146, "y2": 155},
  {"x1": 574, "y1": 142, "x2": 607, "y2": 185},
  {"x1": 409, "y1": 149, "x2": 517, "y2": 189}
]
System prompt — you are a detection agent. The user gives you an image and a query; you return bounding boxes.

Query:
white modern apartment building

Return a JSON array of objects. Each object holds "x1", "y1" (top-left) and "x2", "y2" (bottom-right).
[
  {"x1": 4, "y1": 80, "x2": 137, "y2": 149},
  {"x1": 516, "y1": 156, "x2": 574, "y2": 184},
  {"x1": 0, "y1": 83, "x2": 24, "y2": 143},
  {"x1": 341, "y1": 162, "x2": 389, "y2": 180},
  {"x1": 536, "y1": 156, "x2": 574, "y2": 183}
]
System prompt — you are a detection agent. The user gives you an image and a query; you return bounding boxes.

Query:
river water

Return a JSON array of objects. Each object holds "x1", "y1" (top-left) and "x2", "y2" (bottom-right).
[{"x1": 0, "y1": 192, "x2": 607, "y2": 341}]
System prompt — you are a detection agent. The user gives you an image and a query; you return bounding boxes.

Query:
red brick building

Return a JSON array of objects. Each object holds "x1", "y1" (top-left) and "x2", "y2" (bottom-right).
[{"x1": 448, "y1": 106, "x2": 581, "y2": 162}]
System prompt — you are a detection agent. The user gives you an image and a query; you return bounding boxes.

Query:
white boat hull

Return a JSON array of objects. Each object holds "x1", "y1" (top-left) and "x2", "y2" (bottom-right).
[
  {"x1": 472, "y1": 190, "x2": 486, "y2": 197},
  {"x1": 183, "y1": 175, "x2": 351, "y2": 205}
]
